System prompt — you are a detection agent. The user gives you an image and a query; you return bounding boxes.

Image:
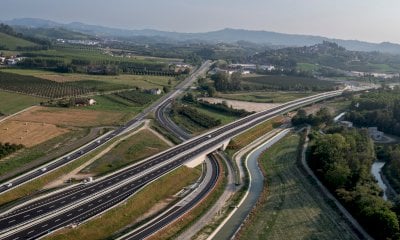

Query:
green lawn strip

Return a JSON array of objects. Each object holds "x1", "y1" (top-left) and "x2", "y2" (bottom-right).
[
  {"x1": 237, "y1": 134, "x2": 358, "y2": 240},
  {"x1": 0, "y1": 91, "x2": 46, "y2": 115},
  {"x1": 44, "y1": 166, "x2": 201, "y2": 240},
  {"x1": 148, "y1": 156, "x2": 227, "y2": 240},
  {"x1": 81, "y1": 129, "x2": 170, "y2": 176},
  {"x1": 227, "y1": 116, "x2": 284, "y2": 151}
]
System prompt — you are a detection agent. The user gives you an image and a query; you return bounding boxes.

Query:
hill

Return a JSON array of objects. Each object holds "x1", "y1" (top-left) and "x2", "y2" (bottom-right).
[
  {"x1": 0, "y1": 32, "x2": 37, "y2": 50},
  {"x1": 4, "y1": 18, "x2": 400, "y2": 54},
  {"x1": 12, "y1": 26, "x2": 95, "y2": 40}
]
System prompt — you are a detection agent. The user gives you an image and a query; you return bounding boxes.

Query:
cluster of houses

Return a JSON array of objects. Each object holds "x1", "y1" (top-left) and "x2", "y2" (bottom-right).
[
  {"x1": 56, "y1": 39, "x2": 99, "y2": 46},
  {"x1": 0, "y1": 56, "x2": 25, "y2": 65},
  {"x1": 209, "y1": 63, "x2": 276, "y2": 75}
]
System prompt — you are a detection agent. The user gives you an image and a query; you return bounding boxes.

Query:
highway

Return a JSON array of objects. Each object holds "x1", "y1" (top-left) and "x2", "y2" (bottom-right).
[
  {"x1": 155, "y1": 99, "x2": 191, "y2": 141},
  {"x1": 0, "y1": 90, "x2": 345, "y2": 239},
  {"x1": 0, "y1": 60, "x2": 212, "y2": 195},
  {"x1": 119, "y1": 154, "x2": 220, "y2": 240}
]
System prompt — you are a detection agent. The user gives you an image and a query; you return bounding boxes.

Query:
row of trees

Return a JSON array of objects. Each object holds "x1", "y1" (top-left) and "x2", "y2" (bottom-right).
[
  {"x1": 210, "y1": 72, "x2": 242, "y2": 92},
  {"x1": 291, "y1": 108, "x2": 333, "y2": 126},
  {"x1": 171, "y1": 105, "x2": 221, "y2": 129}
]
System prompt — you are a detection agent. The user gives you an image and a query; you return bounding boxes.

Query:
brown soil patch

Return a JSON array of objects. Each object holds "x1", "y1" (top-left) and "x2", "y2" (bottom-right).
[
  {"x1": 199, "y1": 97, "x2": 280, "y2": 112},
  {"x1": 12, "y1": 106, "x2": 125, "y2": 127},
  {"x1": 0, "y1": 120, "x2": 69, "y2": 147}
]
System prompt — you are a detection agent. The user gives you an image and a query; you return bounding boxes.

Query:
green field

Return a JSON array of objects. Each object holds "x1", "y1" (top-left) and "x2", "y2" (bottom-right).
[
  {"x1": 296, "y1": 62, "x2": 321, "y2": 72},
  {"x1": 81, "y1": 129, "x2": 170, "y2": 176},
  {"x1": 0, "y1": 91, "x2": 46, "y2": 115},
  {"x1": 0, "y1": 32, "x2": 37, "y2": 50},
  {"x1": 218, "y1": 91, "x2": 314, "y2": 103},
  {"x1": 238, "y1": 134, "x2": 359, "y2": 240}
]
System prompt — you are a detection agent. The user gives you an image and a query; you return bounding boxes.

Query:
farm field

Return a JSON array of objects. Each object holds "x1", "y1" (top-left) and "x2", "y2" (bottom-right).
[
  {"x1": 0, "y1": 32, "x2": 37, "y2": 50},
  {"x1": 0, "y1": 120, "x2": 68, "y2": 147},
  {"x1": 218, "y1": 91, "x2": 314, "y2": 103},
  {"x1": 237, "y1": 134, "x2": 359, "y2": 240},
  {"x1": 81, "y1": 129, "x2": 170, "y2": 176},
  {"x1": 0, "y1": 72, "x2": 91, "y2": 98},
  {"x1": 0, "y1": 91, "x2": 46, "y2": 115},
  {"x1": 1, "y1": 69, "x2": 177, "y2": 91},
  {"x1": 11, "y1": 106, "x2": 126, "y2": 127}
]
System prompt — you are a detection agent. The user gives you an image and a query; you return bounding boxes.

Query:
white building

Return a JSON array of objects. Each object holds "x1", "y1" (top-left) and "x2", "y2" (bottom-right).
[{"x1": 368, "y1": 127, "x2": 384, "y2": 141}]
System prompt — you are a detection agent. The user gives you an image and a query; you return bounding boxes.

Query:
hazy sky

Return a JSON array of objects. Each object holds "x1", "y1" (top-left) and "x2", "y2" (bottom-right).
[{"x1": 2, "y1": 0, "x2": 400, "y2": 43}]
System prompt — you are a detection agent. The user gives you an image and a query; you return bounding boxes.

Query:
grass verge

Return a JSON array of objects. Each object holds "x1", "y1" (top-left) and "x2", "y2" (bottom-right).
[
  {"x1": 227, "y1": 116, "x2": 285, "y2": 152},
  {"x1": 81, "y1": 129, "x2": 170, "y2": 176}
]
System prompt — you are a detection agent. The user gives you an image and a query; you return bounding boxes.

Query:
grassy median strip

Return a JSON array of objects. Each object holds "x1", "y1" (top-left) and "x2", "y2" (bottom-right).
[
  {"x1": 236, "y1": 134, "x2": 359, "y2": 240},
  {"x1": 148, "y1": 157, "x2": 227, "y2": 240},
  {"x1": 81, "y1": 129, "x2": 170, "y2": 176},
  {"x1": 44, "y1": 166, "x2": 201, "y2": 240}
]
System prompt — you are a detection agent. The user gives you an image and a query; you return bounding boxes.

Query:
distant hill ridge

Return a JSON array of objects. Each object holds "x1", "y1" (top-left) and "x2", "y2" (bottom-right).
[{"x1": 3, "y1": 18, "x2": 400, "y2": 54}]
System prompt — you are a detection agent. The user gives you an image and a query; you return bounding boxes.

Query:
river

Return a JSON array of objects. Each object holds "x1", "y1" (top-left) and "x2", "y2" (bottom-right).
[{"x1": 371, "y1": 162, "x2": 388, "y2": 201}]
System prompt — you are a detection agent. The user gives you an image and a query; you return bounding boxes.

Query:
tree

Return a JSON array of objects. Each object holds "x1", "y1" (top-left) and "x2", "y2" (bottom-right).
[{"x1": 207, "y1": 86, "x2": 216, "y2": 97}]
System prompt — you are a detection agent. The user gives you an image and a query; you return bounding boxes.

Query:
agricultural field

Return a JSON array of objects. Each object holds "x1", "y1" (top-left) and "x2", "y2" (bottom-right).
[
  {"x1": 237, "y1": 134, "x2": 359, "y2": 240},
  {"x1": 1, "y1": 69, "x2": 177, "y2": 90},
  {"x1": 0, "y1": 120, "x2": 69, "y2": 147},
  {"x1": 0, "y1": 91, "x2": 46, "y2": 115},
  {"x1": 0, "y1": 72, "x2": 91, "y2": 98},
  {"x1": 241, "y1": 75, "x2": 338, "y2": 91},
  {"x1": 296, "y1": 62, "x2": 321, "y2": 72},
  {"x1": 81, "y1": 129, "x2": 170, "y2": 176},
  {"x1": 0, "y1": 32, "x2": 37, "y2": 50},
  {"x1": 11, "y1": 106, "x2": 126, "y2": 127},
  {"x1": 217, "y1": 91, "x2": 314, "y2": 103}
]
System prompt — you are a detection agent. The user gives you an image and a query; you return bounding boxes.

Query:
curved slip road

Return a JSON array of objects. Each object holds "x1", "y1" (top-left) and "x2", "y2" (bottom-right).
[{"x1": 210, "y1": 129, "x2": 290, "y2": 240}]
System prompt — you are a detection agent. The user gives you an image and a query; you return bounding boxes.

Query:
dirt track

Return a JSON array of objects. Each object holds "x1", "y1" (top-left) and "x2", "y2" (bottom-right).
[{"x1": 199, "y1": 97, "x2": 280, "y2": 112}]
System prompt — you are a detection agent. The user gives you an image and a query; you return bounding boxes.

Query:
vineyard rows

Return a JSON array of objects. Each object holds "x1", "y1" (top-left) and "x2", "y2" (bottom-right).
[{"x1": 0, "y1": 72, "x2": 91, "y2": 98}]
